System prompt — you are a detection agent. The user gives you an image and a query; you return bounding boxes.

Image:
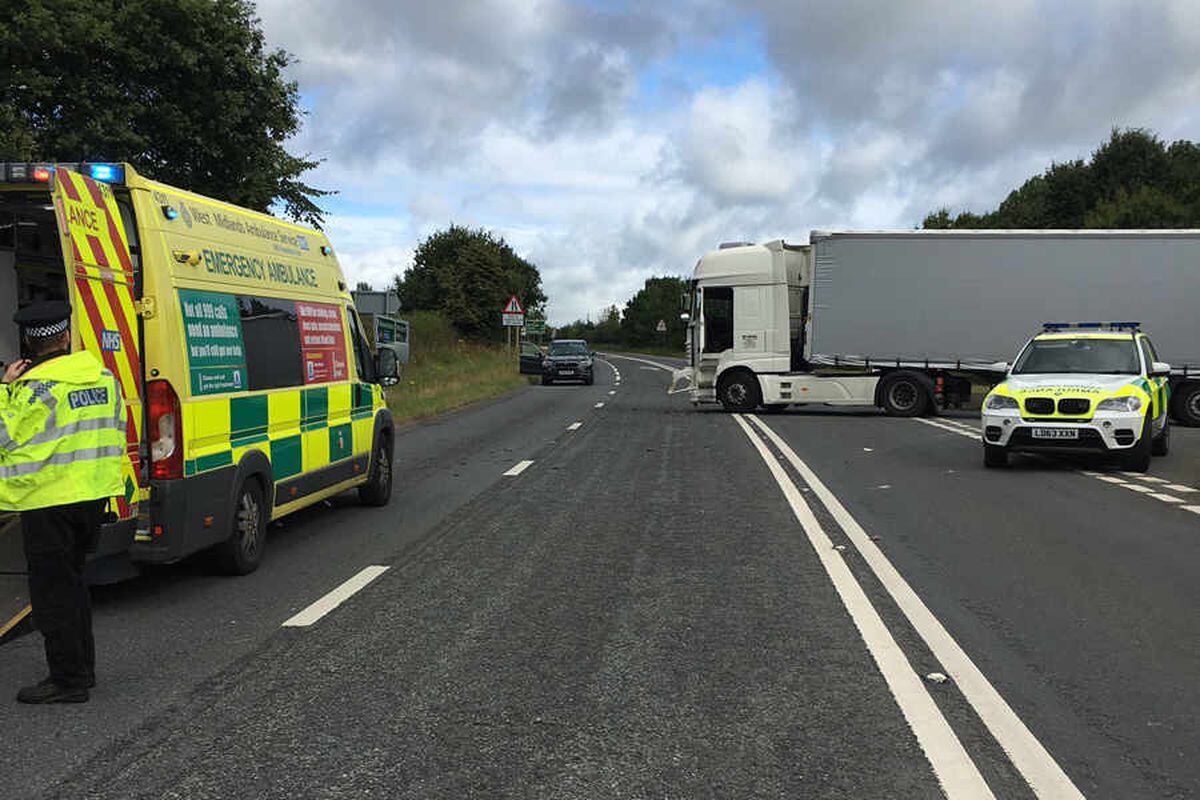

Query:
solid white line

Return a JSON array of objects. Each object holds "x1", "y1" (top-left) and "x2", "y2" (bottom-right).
[
  {"x1": 731, "y1": 415, "x2": 995, "y2": 799},
  {"x1": 503, "y1": 460, "x2": 534, "y2": 476},
  {"x1": 914, "y1": 417, "x2": 978, "y2": 439},
  {"x1": 604, "y1": 353, "x2": 677, "y2": 371},
  {"x1": 282, "y1": 566, "x2": 390, "y2": 627},
  {"x1": 566, "y1": 422, "x2": 582, "y2": 431},
  {"x1": 1148, "y1": 493, "x2": 1184, "y2": 504},
  {"x1": 594, "y1": 402, "x2": 605, "y2": 408},
  {"x1": 939, "y1": 418, "x2": 982, "y2": 433},
  {"x1": 747, "y1": 414, "x2": 1084, "y2": 800}
]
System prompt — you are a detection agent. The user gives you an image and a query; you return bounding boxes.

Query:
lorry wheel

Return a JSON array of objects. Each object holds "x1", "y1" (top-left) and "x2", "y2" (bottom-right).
[
  {"x1": 1170, "y1": 382, "x2": 1200, "y2": 426},
  {"x1": 359, "y1": 436, "x2": 394, "y2": 506},
  {"x1": 717, "y1": 371, "x2": 762, "y2": 413},
  {"x1": 1152, "y1": 418, "x2": 1170, "y2": 457},
  {"x1": 880, "y1": 373, "x2": 931, "y2": 417},
  {"x1": 215, "y1": 479, "x2": 267, "y2": 575},
  {"x1": 983, "y1": 444, "x2": 1008, "y2": 468},
  {"x1": 1120, "y1": 413, "x2": 1153, "y2": 472}
]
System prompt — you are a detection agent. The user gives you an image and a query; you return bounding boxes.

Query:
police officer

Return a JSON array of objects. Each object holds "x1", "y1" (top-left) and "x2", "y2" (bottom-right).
[{"x1": 0, "y1": 301, "x2": 125, "y2": 704}]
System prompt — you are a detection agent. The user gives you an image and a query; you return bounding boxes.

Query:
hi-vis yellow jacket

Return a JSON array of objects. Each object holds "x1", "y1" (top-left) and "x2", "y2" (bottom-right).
[{"x1": 0, "y1": 352, "x2": 126, "y2": 511}]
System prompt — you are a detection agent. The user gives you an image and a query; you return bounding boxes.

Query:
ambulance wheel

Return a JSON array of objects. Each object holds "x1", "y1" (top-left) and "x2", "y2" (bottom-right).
[
  {"x1": 880, "y1": 373, "x2": 931, "y2": 417},
  {"x1": 717, "y1": 370, "x2": 761, "y2": 413},
  {"x1": 983, "y1": 444, "x2": 1008, "y2": 468},
  {"x1": 215, "y1": 479, "x2": 267, "y2": 575},
  {"x1": 1152, "y1": 418, "x2": 1170, "y2": 457},
  {"x1": 1120, "y1": 413, "x2": 1153, "y2": 473},
  {"x1": 359, "y1": 436, "x2": 394, "y2": 507}
]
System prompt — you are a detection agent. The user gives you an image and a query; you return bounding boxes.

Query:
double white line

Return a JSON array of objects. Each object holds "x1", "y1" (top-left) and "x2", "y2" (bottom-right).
[{"x1": 735, "y1": 413, "x2": 1083, "y2": 800}]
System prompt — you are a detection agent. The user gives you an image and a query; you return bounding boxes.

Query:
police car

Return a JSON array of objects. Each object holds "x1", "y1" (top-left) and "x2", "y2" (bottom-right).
[{"x1": 981, "y1": 322, "x2": 1171, "y2": 471}]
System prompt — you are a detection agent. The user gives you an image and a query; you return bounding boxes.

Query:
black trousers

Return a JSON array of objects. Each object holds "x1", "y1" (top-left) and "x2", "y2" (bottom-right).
[{"x1": 20, "y1": 500, "x2": 104, "y2": 689}]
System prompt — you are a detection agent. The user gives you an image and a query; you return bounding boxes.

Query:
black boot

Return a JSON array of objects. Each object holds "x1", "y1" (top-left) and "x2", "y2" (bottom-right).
[{"x1": 16, "y1": 678, "x2": 88, "y2": 704}]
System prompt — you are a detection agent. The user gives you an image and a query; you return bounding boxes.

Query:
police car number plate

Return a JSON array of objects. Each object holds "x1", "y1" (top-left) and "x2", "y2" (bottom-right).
[{"x1": 1031, "y1": 427, "x2": 1078, "y2": 439}]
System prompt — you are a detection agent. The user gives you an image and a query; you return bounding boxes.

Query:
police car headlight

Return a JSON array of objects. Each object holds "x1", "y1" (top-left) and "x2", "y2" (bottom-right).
[
  {"x1": 985, "y1": 394, "x2": 1018, "y2": 411},
  {"x1": 1096, "y1": 395, "x2": 1142, "y2": 412}
]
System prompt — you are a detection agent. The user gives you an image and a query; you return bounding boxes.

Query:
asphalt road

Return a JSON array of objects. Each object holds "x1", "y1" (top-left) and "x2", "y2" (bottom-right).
[{"x1": 2, "y1": 355, "x2": 1199, "y2": 798}]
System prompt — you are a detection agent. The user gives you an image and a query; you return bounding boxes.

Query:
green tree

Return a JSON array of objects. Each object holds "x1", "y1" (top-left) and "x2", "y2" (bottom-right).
[
  {"x1": 0, "y1": 0, "x2": 328, "y2": 225},
  {"x1": 393, "y1": 225, "x2": 546, "y2": 339},
  {"x1": 925, "y1": 128, "x2": 1200, "y2": 230},
  {"x1": 621, "y1": 276, "x2": 687, "y2": 349}
]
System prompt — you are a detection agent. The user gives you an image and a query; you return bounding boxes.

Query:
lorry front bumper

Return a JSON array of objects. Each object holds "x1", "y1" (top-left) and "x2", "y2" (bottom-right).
[{"x1": 981, "y1": 410, "x2": 1145, "y2": 453}]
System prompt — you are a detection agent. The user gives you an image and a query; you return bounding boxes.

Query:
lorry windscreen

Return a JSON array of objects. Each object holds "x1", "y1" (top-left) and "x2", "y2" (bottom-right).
[{"x1": 1012, "y1": 338, "x2": 1139, "y2": 375}]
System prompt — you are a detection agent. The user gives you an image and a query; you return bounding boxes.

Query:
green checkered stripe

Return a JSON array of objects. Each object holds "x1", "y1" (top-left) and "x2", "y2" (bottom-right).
[{"x1": 183, "y1": 383, "x2": 377, "y2": 479}]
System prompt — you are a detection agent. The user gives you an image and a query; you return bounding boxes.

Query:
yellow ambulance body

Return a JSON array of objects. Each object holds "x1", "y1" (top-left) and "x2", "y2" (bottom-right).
[{"x1": 0, "y1": 162, "x2": 397, "y2": 574}]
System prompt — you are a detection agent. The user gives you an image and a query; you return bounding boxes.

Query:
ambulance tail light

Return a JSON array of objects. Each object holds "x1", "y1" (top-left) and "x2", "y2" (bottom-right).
[{"x1": 147, "y1": 380, "x2": 183, "y2": 480}]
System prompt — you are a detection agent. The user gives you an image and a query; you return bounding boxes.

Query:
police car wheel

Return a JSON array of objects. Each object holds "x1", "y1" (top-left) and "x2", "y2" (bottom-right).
[
  {"x1": 359, "y1": 438, "x2": 393, "y2": 507},
  {"x1": 216, "y1": 480, "x2": 267, "y2": 575},
  {"x1": 983, "y1": 444, "x2": 1008, "y2": 468}
]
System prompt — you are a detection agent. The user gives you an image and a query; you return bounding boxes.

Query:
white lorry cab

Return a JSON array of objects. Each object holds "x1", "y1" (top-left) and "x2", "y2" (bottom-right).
[{"x1": 677, "y1": 231, "x2": 1200, "y2": 422}]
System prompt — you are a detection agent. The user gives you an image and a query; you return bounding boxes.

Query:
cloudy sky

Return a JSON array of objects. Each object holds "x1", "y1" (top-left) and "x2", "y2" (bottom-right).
[{"x1": 254, "y1": 0, "x2": 1200, "y2": 324}]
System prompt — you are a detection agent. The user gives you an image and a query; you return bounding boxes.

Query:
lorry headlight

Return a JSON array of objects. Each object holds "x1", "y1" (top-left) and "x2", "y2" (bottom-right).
[
  {"x1": 1096, "y1": 395, "x2": 1142, "y2": 412},
  {"x1": 984, "y1": 394, "x2": 1018, "y2": 411}
]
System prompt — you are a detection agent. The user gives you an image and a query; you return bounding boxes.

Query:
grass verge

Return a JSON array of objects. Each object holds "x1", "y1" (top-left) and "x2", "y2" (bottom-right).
[{"x1": 385, "y1": 311, "x2": 533, "y2": 423}]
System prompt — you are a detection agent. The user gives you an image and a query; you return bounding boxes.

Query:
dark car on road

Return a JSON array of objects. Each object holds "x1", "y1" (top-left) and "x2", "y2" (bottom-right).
[{"x1": 540, "y1": 339, "x2": 595, "y2": 385}]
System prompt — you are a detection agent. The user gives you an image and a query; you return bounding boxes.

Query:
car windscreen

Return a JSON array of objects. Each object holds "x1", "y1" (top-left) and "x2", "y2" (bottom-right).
[
  {"x1": 549, "y1": 342, "x2": 588, "y2": 356},
  {"x1": 1012, "y1": 338, "x2": 1139, "y2": 375}
]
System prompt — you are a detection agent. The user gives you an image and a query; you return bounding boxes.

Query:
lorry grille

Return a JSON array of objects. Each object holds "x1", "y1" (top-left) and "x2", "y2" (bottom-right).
[
  {"x1": 1024, "y1": 397, "x2": 1054, "y2": 415},
  {"x1": 1057, "y1": 398, "x2": 1090, "y2": 415}
]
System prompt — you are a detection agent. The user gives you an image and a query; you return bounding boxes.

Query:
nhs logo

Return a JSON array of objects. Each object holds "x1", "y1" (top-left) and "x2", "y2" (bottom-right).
[{"x1": 100, "y1": 330, "x2": 122, "y2": 352}]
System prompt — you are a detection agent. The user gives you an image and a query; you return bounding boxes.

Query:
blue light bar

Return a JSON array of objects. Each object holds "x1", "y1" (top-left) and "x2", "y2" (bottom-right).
[
  {"x1": 1042, "y1": 321, "x2": 1140, "y2": 332},
  {"x1": 87, "y1": 163, "x2": 124, "y2": 183}
]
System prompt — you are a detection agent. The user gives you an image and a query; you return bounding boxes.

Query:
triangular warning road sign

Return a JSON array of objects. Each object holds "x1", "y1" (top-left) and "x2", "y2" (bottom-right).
[{"x1": 503, "y1": 295, "x2": 524, "y2": 314}]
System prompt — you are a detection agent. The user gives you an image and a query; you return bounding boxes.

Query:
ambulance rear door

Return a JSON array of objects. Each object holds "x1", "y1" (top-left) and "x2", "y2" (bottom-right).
[{"x1": 49, "y1": 168, "x2": 144, "y2": 534}]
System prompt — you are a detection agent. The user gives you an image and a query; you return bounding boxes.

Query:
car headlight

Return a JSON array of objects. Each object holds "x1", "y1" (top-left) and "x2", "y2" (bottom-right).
[
  {"x1": 1096, "y1": 395, "x2": 1142, "y2": 412},
  {"x1": 984, "y1": 394, "x2": 1018, "y2": 410}
]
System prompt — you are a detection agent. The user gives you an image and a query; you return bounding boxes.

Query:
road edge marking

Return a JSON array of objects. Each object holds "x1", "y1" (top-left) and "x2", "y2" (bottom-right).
[
  {"x1": 732, "y1": 415, "x2": 995, "y2": 799},
  {"x1": 914, "y1": 417, "x2": 978, "y2": 439},
  {"x1": 282, "y1": 565, "x2": 390, "y2": 627},
  {"x1": 747, "y1": 413, "x2": 1085, "y2": 800},
  {"x1": 503, "y1": 460, "x2": 534, "y2": 476},
  {"x1": 604, "y1": 353, "x2": 676, "y2": 371}
]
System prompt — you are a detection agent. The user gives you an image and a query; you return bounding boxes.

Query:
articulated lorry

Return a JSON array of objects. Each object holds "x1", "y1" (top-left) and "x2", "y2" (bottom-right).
[{"x1": 679, "y1": 230, "x2": 1200, "y2": 424}]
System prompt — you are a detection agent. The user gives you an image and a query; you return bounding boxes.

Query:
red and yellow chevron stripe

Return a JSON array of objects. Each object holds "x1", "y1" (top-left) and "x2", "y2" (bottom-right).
[{"x1": 52, "y1": 169, "x2": 145, "y2": 520}]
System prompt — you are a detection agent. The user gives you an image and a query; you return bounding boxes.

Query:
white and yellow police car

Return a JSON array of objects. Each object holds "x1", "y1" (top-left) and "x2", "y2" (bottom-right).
[{"x1": 981, "y1": 322, "x2": 1171, "y2": 471}]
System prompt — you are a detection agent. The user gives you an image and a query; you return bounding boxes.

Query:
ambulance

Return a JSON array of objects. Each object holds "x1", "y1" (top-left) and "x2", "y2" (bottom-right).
[
  {"x1": 981, "y1": 322, "x2": 1171, "y2": 471},
  {"x1": 0, "y1": 162, "x2": 400, "y2": 575}
]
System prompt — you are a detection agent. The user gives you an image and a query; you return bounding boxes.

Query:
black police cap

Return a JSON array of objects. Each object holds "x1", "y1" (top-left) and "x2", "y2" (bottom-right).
[{"x1": 14, "y1": 300, "x2": 72, "y2": 339}]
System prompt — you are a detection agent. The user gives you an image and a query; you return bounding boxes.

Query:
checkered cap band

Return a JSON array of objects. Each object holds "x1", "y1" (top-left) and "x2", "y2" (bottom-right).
[{"x1": 23, "y1": 318, "x2": 69, "y2": 339}]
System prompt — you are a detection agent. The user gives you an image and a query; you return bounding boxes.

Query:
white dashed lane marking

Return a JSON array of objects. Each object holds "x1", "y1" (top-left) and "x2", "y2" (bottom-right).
[
  {"x1": 917, "y1": 419, "x2": 1199, "y2": 513},
  {"x1": 282, "y1": 566, "x2": 390, "y2": 628},
  {"x1": 594, "y1": 402, "x2": 605, "y2": 408},
  {"x1": 503, "y1": 460, "x2": 534, "y2": 476},
  {"x1": 566, "y1": 422, "x2": 582, "y2": 431}
]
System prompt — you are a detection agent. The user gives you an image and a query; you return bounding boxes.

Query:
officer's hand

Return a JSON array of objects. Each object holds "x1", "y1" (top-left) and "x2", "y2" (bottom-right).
[{"x1": 2, "y1": 359, "x2": 31, "y2": 384}]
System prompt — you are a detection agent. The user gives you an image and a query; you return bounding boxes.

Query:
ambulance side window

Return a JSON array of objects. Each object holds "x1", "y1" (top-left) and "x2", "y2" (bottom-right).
[
  {"x1": 347, "y1": 308, "x2": 375, "y2": 382},
  {"x1": 238, "y1": 296, "x2": 304, "y2": 390}
]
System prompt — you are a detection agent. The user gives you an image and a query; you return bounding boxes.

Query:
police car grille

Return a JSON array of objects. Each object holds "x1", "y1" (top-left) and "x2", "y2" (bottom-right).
[
  {"x1": 1024, "y1": 397, "x2": 1054, "y2": 415},
  {"x1": 1057, "y1": 398, "x2": 1090, "y2": 415}
]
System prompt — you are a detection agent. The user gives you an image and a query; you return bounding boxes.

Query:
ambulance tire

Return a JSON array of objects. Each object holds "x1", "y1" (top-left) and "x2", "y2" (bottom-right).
[
  {"x1": 983, "y1": 444, "x2": 1008, "y2": 468},
  {"x1": 1120, "y1": 413, "x2": 1153, "y2": 473},
  {"x1": 1152, "y1": 417, "x2": 1170, "y2": 457},
  {"x1": 359, "y1": 436, "x2": 394, "y2": 507},
  {"x1": 215, "y1": 479, "x2": 267, "y2": 575}
]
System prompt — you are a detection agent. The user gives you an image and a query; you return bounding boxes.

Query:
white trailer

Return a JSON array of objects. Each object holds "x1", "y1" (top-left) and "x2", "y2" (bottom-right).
[{"x1": 680, "y1": 230, "x2": 1200, "y2": 423}]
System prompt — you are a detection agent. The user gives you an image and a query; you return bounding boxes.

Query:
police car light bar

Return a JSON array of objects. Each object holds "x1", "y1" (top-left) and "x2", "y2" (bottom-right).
[
  {"x1": 1042, "y1": 321, "x2": 1141, "y2": 332},
  {"x1": 0, "y1": 162, "x2": 125, "y2": 185}
]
